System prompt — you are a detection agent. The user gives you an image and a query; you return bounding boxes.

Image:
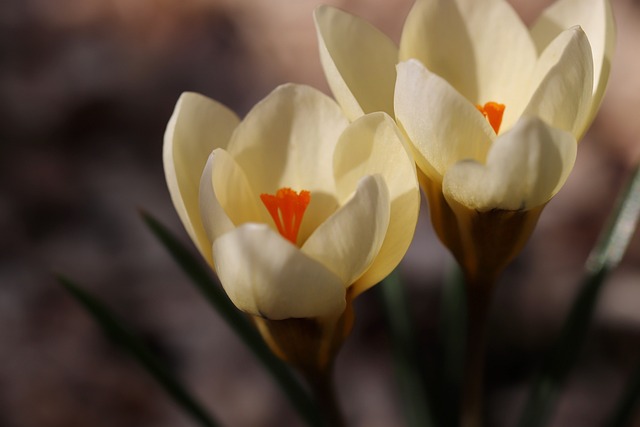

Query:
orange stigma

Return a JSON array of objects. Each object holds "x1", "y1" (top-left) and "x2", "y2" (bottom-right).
[
  {"x1": 260, "y1": 188, "x2": 311, "y2": 245},
  {"x1": 476, "y1": 102, "x2": 505, "y2": 134}
]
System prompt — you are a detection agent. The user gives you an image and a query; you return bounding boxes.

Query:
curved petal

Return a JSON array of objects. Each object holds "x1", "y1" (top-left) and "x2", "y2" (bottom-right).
[
  {"x1": 198, "y1": 153, "x2": 232, "y2": 253},
  {"x1": 524, "y1": 27, "x2": 594, "y2": 139},
  {"x1": 302, "y1": 175, "x2": 390, "y2": 288},
  {"x1": 531, "y1": 0, "x2": 616, "y2": 124},
  {"x1": 332, "y1": 112, "x2": 420, "y2": 294},
  {"x1": 314, "y1": 5, "x2": 398, "y2": 120},
  {"x1": 164, "y1": 92, "x2": 240, "y2": 263},
  {"x1": 199, "y1": 149, "x2": 265, "y2": 247},
  {"x1": 442, "y1": 116, "x2": 577, "y2": 211},
  {"x1": 399, "y1": 0, "x2": 477, "y2": 101},
  {"x1": 227, "y1": 84, "x2": 346, "y2": 239},
  {"x1": 454, "y1": 0, "x2": 538, "y2": 109},
  {"x1": 400, "y1": 0, "x2": 537, "y2": 110},
  {"x1": 395, "y1": 59, "x2": 494, "y2": 182},
  {"x1": 213, "y1": 224, "x2": 346, "y2": 320}
]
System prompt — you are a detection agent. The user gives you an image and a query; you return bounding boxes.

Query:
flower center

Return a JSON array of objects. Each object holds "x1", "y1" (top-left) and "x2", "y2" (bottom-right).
[
  {"x1": 260, "y1": 188, "x2": 311, "y2": 245},
  {"x1": 476, "y1": 102, "x2": 505, "y2": 134}
]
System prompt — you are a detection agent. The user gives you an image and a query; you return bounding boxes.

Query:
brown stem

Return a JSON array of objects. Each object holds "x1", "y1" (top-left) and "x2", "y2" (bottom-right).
[
  {"x1": 461, "y1": 278, "x2": 493, "y2": 427},
  {"x1": 302, "y1": 367, "x2": 346, "y2": 427}
]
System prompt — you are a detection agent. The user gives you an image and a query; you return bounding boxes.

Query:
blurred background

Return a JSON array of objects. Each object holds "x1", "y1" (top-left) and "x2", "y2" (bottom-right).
[{"x1": 1, "y1": 0, "x2": 639, "y2": 426}]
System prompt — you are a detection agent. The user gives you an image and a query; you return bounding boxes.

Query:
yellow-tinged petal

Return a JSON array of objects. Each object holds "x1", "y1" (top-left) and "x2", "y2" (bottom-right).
[
  {"x1": 399, "y1": 0, "x2": 537, "y2": 112},
  {"x1": 332, "y1": 112, "x2": 420, "y2": 295},
  {"x1": 213, "y1": 224, "x2": 346, "y2": 321},
  {"x1": 525, "y1": 27, "x2": 594, "y2": 138},
  {"x1": 399, "y1": 0, "x2": 476, "y2": 101},
  {"x1": 198, "y1": 152, "x2": 232, "y2": 249},
  {"x1": 226, "y1": 84, "x2": 347, "y2": 242},
  {"x1": 163, "y1": 92, "x2": 240, "y2": 264},
  {"x1": 531, "y1": 0, "x2": 615, "y2": 125},
  {"x1": 442, "y1": 116, "x2": 576, "y2": 211},
  {"x1": 302, "y1": 174, "x2": 390, "y2": 287},
  {"x1": 198, "y1": 149, "x2": 265, "y2": 247},
  {"x1": 395, "y1": 59, "x2": 494, "y2": 182},
  {"x1": 314, "y1": 5, "x2": 398, "y2": 120}
]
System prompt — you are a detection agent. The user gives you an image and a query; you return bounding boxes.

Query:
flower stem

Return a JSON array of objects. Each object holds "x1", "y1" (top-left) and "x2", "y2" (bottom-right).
[
  {"x1": 302, "y1": 367, "x2": 346, "y2": 427},
  {"x1": 460, "y1": 277, "x2": 493, "y2": 427}
]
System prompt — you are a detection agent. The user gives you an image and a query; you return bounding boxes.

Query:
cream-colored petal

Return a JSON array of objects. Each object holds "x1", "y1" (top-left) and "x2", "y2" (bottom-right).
[
  {"x1": 399, "y1": 0, "x2": 477, "y2": 101},
  {"x1": 531, "y1": 0, "x2": 616, "y2": 125},
  {"x1": 456, "y1": 0, "x2": 538, "y2": 111},
  {"x1": 164, "y1": 92, "x2": 240, "y2": 263},
  {"x1": 227, "y1": 83, "x2": 346, "y2": 240},
  {"x1": 302, "y1": 175, "x2": 390, "y2": 288},
  {"x1": 524, "y1": 27, "x2": 594, "y2": 138},
  {"x1": 198, "y1": 152, "x2": 232, "y2": 250},
  {"x1": 314, "y1": 5, "x2": 398, "y2": 120},
  {"x1": 400, "y1": 0, "x2": 537, "y2": 112},
  {"x1": 395, "y1": 59, "x2": 494, "y2": 182},
  {"x1": 332, "y1": 112, "x2": 420, "y2": 294},
  {"x1": 198, "y1": 149, "x2": 265, "y2": 246},
  {"x1": 443, "y1": 116, "x2": 577, "y2": 211},
  {"x1": 213, "y1": 224, "x2": 346, "y2": 320}
]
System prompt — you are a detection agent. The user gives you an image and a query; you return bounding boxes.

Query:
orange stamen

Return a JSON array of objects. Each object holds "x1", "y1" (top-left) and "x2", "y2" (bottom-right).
[
  {"x1": 260, "y1": 188, "x2": 311, "y2": 245},
  {"x1": 476, "y1": 102, "x2": 505, "y2": 134}
]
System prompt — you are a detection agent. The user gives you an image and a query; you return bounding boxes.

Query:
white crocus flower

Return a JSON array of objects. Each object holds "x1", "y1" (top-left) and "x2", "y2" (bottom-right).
[
  {"x1": 163, "y1": 84, "x2": 419, "y2": 369},
  {"x1": 315, "y1": 0, "x2": 614, "y2": 131},
  {"x1": 315, "y1": 0, "x2": 614, "y2": 284}
]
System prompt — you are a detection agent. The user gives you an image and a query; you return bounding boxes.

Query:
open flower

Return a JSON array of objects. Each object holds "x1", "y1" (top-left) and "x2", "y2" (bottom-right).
[
  {"x1": 315, "y1": 0, "x2": 615, "y2": 284},
  {"x1": 315, "y1": 0, "x2": 614, "y2": 128},
  {"x1": 163, "y1": 84, "x2": 419, "y2": 371}
]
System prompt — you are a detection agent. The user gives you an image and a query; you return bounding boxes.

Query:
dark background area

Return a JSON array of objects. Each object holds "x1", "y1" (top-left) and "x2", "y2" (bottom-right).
[{"x1": 1, "y1": 0, "x2": 639, "y2": 426}]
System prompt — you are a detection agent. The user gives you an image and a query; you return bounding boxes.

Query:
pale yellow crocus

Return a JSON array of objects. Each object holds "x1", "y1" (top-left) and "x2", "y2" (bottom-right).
[
  {"x1": 315, "y1": 0, "x2": 614, "y2": 132},
  {"x1": 163, "y1": 84, "x2": 419, "y2": 372},
  {"x1": 315, "y1": 0, "x2": 615, "y2": 284}
]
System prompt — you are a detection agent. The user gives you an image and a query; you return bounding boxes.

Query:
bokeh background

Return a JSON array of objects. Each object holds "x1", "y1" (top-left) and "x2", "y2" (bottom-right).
[{"x1": 1, "y1": 0, "x2": 639, "y2": 426}]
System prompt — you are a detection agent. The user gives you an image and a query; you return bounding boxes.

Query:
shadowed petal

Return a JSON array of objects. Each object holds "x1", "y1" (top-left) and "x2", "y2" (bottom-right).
[
  {"x1": 314, "y1": 5, "x2": 398, "y2": 120},
  {"x1": 443, "y1": 116, "x2": 576, "y2": 211},
  {"x1": 213, "y1": 224, "x2": 346, "y2": 320},
  {"x1": 395, "y1": 59, "x2": 494, "y2": 182},
  {"x1": 199, "y1": 149, "x2": 265, "y2": 249},
  {"x1": 525, "y1": 27, "x2": 594, "y2": 138},
  {"x1": 164, "y1": 92, "x2": 240, "y2": 263},
  {"x1": 531, "y1": 0, "x2": 616, "y2": 126},
  {"x1": 333, "y1": 112, "x2": 420, "y2": 295},
  {"x1": 302, "y1": 175, "x2": 390, "y2": 287}
]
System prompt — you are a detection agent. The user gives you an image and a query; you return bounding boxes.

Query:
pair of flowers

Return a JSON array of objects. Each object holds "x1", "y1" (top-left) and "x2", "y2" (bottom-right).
[{"x1": 164, "y1": 0, "x2": 614, "y2": 371}]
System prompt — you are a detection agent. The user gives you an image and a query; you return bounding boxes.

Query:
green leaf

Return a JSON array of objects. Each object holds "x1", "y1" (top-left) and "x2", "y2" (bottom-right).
[
  {"x1": 140, "y1": 211, "x2": 323, "y2": 427},
  {"x1": 58, "y1": 276, "x2": 219, "y2": 427},
  {"x1": 379, "y1": 269, "x2": 434, "y2": 427},
  {"x1": 518, "y1": 164, "x2": 640, "y2": 427},
  {"x1": 605, "y1": 362, "x2": 640, "y2": 427}
]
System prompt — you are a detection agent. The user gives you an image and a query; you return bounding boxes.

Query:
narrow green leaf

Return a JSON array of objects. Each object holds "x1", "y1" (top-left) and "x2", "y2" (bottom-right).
[
  {"x1": 518, "y1": 164, "x2": 640, "y2": 427},
  {"x1": 379, "y1": 269, "x2": 434, "y2": 427},
  {"x1": 58, "y1": 276, "x2": 219, "y2": 427},
  {"x1": 605, "y1": 362, "x2": 640, "y2": 427},
  {"x1": 140, "y1": 212, "x2": 323, "y2": 427}
]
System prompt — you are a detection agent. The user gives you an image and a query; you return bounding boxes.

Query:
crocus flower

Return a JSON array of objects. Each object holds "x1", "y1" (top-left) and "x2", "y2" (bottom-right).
[
  {"x1": 163, "y1": 84, "x2": 419, "y2": 371},
  {"x1": 315, "y1": 0, "x2": 615, "y2": 284}
]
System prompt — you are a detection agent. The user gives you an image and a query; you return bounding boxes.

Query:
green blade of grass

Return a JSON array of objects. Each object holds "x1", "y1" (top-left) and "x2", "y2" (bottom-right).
[
  {"x1": 518, "y1": 164, "x2": 640, "y2": 427},
  {"x1": 606, "y1": 362, "x2": 640, "y2": 427},
  {"x1": 379, "y1": 269, "x2": 434, "y2": 427},
  {"x1": 141, "y1": 211, "x2": 323, "y2": 427},
  {"x1": 58, "y1": 276, "x2": 219, "y2": 427}
]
